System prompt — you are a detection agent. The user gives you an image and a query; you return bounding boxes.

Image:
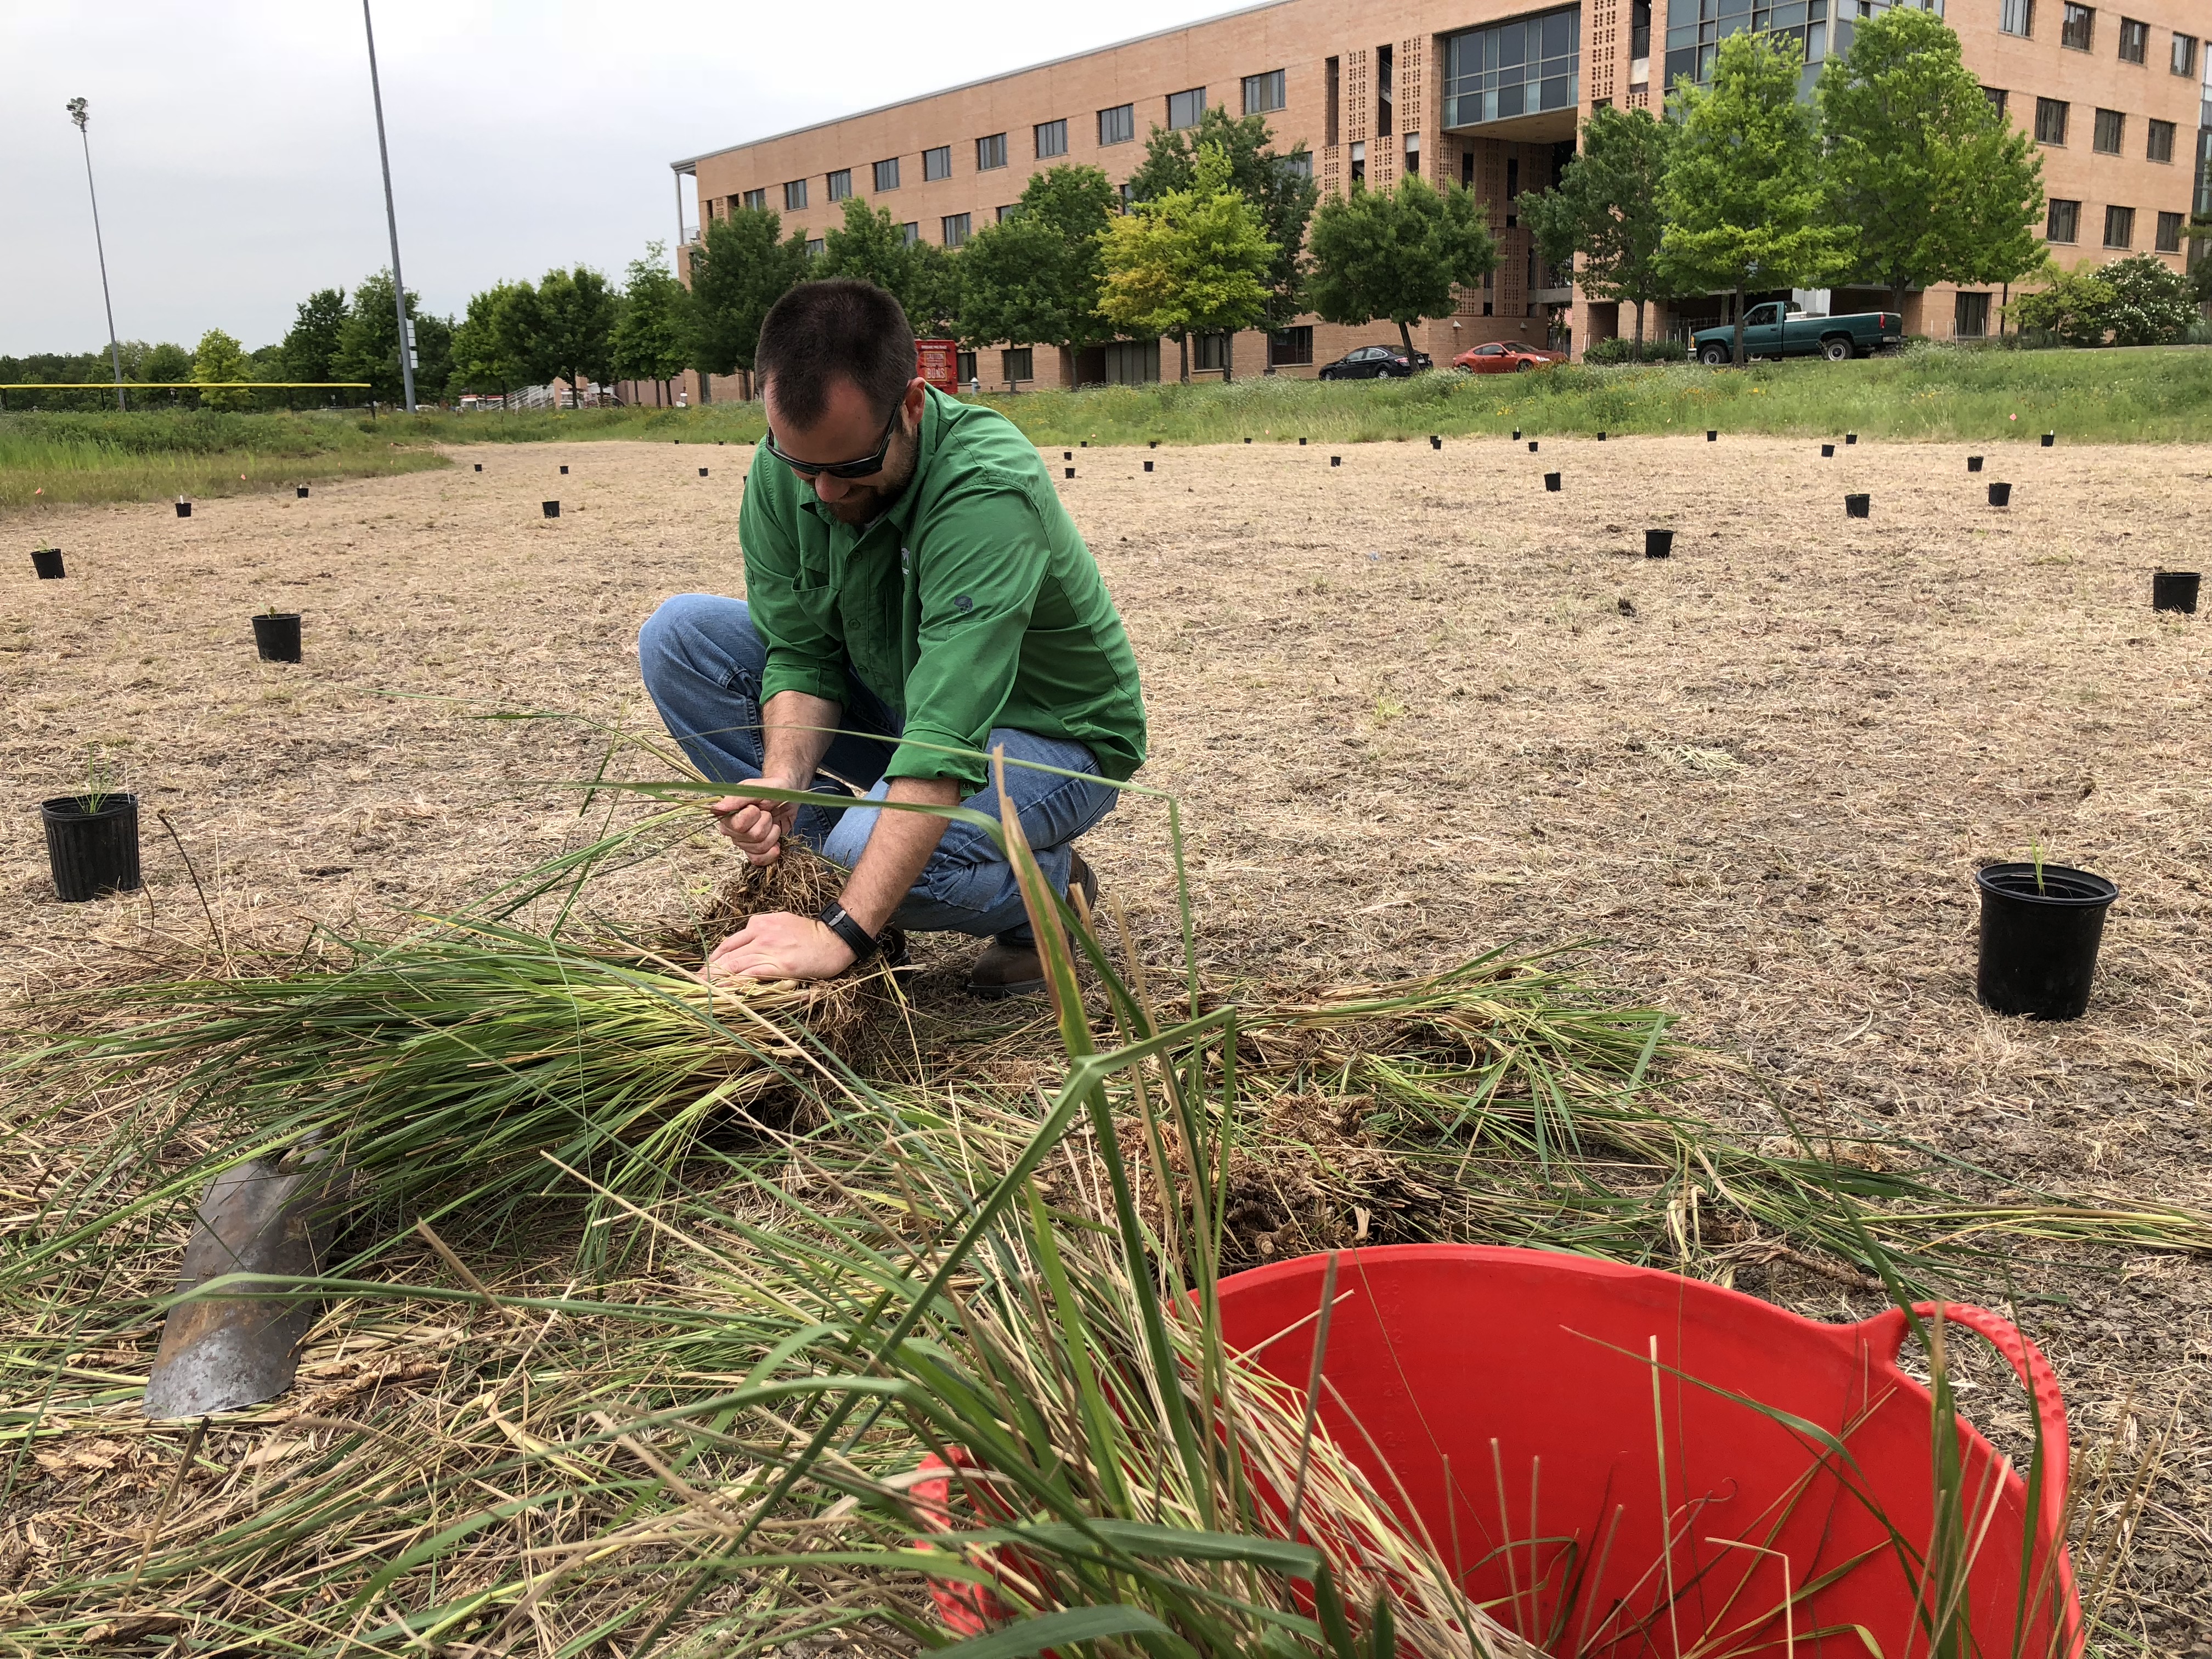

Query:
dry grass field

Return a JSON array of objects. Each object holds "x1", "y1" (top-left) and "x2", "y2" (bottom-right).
[{"x1": 4, "y1": 432, "x2": 2209, "y2": 1646}]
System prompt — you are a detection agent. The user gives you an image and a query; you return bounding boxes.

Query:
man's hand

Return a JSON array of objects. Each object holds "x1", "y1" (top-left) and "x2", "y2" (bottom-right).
[
  {"x1": 712, "y1": 791, "x2": 799, "y2": 865},
  {"x1": 702, "y1": 911, "x2": 856, "y2": 983}
]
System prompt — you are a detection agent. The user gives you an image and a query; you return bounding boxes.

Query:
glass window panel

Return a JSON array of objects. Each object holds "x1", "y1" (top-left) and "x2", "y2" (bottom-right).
[
  {"x1": 1035, "y1": 120, "x2": 1066, "y2": 159},
  {"x1": 874, "y1": 158, "x2": 900, "y2": 191},
  {"x1": 923, "y1": 146, "x2": 951, "y2": 180}
]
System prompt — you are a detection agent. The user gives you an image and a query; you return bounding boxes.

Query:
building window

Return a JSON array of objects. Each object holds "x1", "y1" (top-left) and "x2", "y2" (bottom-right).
[
  {"x1": 942, "y1": 212, "x2": 971, "y2": 247},
  {"x1": 2147, "y1": 118, "x2": 2175, "y2": 162},
  {"x1": 1954, "y1": 291, "x2": 1991, "y2": 337},
  {"x1": 2117, "y1": 17, "x2": 2147, "y2": 60},
  {"x1": 2156, "y1": 210, "x2": 2185, "y2": 250},
  {"x1": 996, "y1": 204, "x2": 1015, "y2": 222},
  {"x1": 1405, "y1": 131, "x2": 1421, "y2": 169},
  {"x1": 1168, "y1": 87, "x2": 1206, "y2": 129},
  {"x1": 783, "y1": 178, "x2": 808, "y2": 210},
  {"x1": 901, "y1": 221, "x2": 919, "y2": 246},
  {"x1": 2059, "y1": 2, "x2": 2092, "y2": 49},
  {"x1": 923, "y1": 145, "x2": 952, "y2": 181},
  {"x1": 1280, "y1": 151, "x2": 1313, "y2": 178},
  {"x1": 1631, "y1": 0, "x2": 1651, "y2": 57},
  {"x1": 956, "y1": 349, "x2": 977, "y2": 385},
  {"x1": 1267, "y1": 325, "x2": 1313, "y2": 367},
  {"x1": 827, "y1": 168, "x2": 851, "y2": 201},
  {"x1": 1350, "y1": 139, "x2": 1365, "y2": 185},
  {"x1": 2000, "y1": 0, "x2": 2033, "y2": 34},
  {"x1": 2174, "y1": 33, "x2": 2199, "y2": 75},
  {"x1": 1119, "y1": 180, "x2": 1134, "y2": 207},
  {"x1": 1376, "y1": 43, "x2": 1395, "y2": 136},
  {"x1": 2103, "y1": 204, "x2": 2135, "y2": 246},
  {"x1": 1002, "y1": 347, "x2": 1034, "y2": 382},
  {"x1": 742, "y1": 188, "x2": 766, "y2": 210},
  {"x1": 1035, "y1": 118, "x2": 1067, "y2": 158},
  {"x1": 1193, "y1": 331, "x2": 1233, "y2": 372},
  {"x1": 2034, "y1": 97, "x2": 2068, "y2": 144},
  {"x1": 1243, "y1": 69, "x2": 1286, "y2": 114},
  {"x1": 977, "y1": 132, "x2": 1007, "y2": 171},
  {"x1": 1324, "y1": 55, "x2": 1340, "y2": 147},
  {"x1": 2093, "y1": 108, "x2": 2124, "y2": 152},
  {"x1": 1985, "y1": 87, "x2": 2008, "y2": 115},
  {"x1": 1444, "y1": 8, "x2": 1583, "y2": 127},
  {"x1": 2047, "y1": 198, "x2": 2080, "y2": 240},
  {"x1": 1098, "y1": 103, "x2": 1135, "y2": 145},
  {"x1": 806, "y1": 237, "x2": 824, "y2": 258},
  {"x1": 874, "y1": 157, "x2": 901, "y2": 191}
]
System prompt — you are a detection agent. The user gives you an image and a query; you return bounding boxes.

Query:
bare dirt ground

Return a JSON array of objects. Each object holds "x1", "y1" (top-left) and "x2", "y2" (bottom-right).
[{"x1": 5, "y1": 433, "x2": 2209, "y2": 1646}]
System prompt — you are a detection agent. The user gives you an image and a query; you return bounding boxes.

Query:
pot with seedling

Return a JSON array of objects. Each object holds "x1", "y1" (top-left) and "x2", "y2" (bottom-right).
[
  {"x1": 1975, "y1": 844, "x2": 2117, "y2": 1020},
  {"x1": 253, "y1": 604, "x2": 302, "y2": 663},
  {"x1": 42, "y1": 747, "x2": 140, "y2": 902}
]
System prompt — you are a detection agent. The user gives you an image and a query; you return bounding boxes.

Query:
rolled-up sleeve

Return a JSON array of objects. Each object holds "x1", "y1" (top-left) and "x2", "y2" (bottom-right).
[
  {"x1": 884, "y1": 483, "x2": 1045, "y2": 790},
  {"x1": 740, "y1": 477, "x2": 848, "y2": 704}
]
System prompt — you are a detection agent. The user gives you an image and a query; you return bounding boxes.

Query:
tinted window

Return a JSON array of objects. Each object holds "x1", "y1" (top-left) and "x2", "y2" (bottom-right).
[
  {"x1": 1035, "y1": 119, "x2": 1067, "y2": 158},
  {"x1": 1098, "y1": 103, "x2": 1135, "y2": 145},
  {"x1": 874, "y1": 157, "x2": 900, "y2": 191},
  {"x1": 923, "y1": 146, "x2": 951, "y2": 180}
]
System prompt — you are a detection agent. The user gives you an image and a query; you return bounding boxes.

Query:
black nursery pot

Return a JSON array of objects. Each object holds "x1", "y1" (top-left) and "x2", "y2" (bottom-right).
[
  {"x1": 1543, "y1": 471, "x2": 1561, "y2": 492},
  {"x1": 32, "y1": 548, "x2": 65, "y2": 579},
  {"x1": 1064, "y1": 450, "x2": 1073, "y2": 460},
  {"x1": 296, "y1": 486, "x2": 309, "y2": 499},
  {"x1": 1845, "y1": 433, "x2": 1858, "y2": 445},
  {"x1": 43, "y1": 793, "x2": 142, "y2": 902},
  {"x1": 253, "y1": 612, "x2": 302, "y2": 663},
  {"x1": 2041, "y1": 432, "x2": 2055, "y2": 447},
  {"x1": 1143, "y1": 459, "x2": 1154, "y2": 472},
  {"x1": 1967, "y1": 456, "x2": 1984, "y2": 473},
  {"x1": 1975, "y1": 862, "x2": 2117, "y2": 1020},
  {"x1": 1064, "y1": 467, "x2": 1075, "y2": 478},
  {"x1": 175, "y1": 501, "x2": 192, "y2": 518},
  {"x1": 1820, "y1": 444, "x2": 1835, "y2": 458},
  {"x1": 559, "y1": 464, "x2": 569, "y2": 474},
  {"x1": 1330, "y1": 455, "x2": 1341, "y2": 467},
  {"x1": 1149, "y1": 439, "x2": 1159, "y2": 449},
  {"x1": 474, "y1": 462, "x2": 483, "y2": 471},
  {"x1": 1988, "y1": 482, "x2": 2012, "y2": 507},
  {"x1": 2152, "y1": 570, "x2": 2201, "y2": 613},
  {"x1": 698, "y1": 467, "x2": 709, "y2": 477},
  {"x1": 1645, "y1": 528, "x2": 1674, "y2": 558},
  {"x1": 543, "y1": 500, "x2": 560, "y2": 518},
  {"x1": 1846, "y1": 493, "x2": 1871, "y2": 518},
  {"x1": 1430, "y1": 435, "x2": 1442, "y2": 450},
  {"x1": 1597, "y1": 431, "x2": 1607, "y2": 442},
  {"x1": 1299, "y1": 437, "x2": 1308, "y2": 446},
  {"x1": 1512, "y1": 429, "x2": 1521, "y2": 439},
  {"x1": 1527, "y1": 440, "x2": 1539, "y2": 453},
  {"x1": 1706, "y1": 430, "x2": 1718, "y2": 442}
]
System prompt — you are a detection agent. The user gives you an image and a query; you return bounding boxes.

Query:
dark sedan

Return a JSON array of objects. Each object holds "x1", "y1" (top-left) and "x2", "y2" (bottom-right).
[{"x1": 1316, "y1": 344, "x2": 1433, "y2": 380}]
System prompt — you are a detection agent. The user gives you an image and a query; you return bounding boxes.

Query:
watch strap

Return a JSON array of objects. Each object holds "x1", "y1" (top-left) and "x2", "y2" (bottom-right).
[{"x1": 817, "y1": 902, "x2": 878, "y2": 963}]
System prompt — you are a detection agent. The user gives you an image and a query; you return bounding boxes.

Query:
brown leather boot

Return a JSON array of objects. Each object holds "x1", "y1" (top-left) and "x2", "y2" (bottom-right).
[{"x1": 967, "y1": 853, "x2": 1096, "y2": 998}]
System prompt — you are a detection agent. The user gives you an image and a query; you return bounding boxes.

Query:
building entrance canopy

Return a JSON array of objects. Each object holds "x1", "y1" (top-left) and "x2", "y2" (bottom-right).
[{"x1": 1443, "y1": 5, "x2": 1582, "y2": 139}]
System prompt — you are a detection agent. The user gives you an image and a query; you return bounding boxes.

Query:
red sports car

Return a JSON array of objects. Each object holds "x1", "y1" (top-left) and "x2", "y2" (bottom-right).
[{"x1": 1452, "y1": 342, "x2": 1567, "y2": 374}]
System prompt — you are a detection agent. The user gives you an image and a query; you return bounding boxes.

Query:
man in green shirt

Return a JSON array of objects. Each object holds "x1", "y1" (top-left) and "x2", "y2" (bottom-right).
[{"x1": 638, "y1": 279, "x2": 1147, "y2": 995}]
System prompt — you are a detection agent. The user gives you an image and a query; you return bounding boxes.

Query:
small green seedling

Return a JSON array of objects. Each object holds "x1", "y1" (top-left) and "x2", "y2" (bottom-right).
[{"x1": 82, "y1": 744, "x2": 121, "y2": 814}]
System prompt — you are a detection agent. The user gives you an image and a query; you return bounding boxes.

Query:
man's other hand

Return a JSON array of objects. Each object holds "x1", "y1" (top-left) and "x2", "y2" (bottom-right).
[
  {"x1": 703, "y1": 911, "x2": 856, "y2": 983},
  {"x1": 712, "y1": 792, "x2": 799, "y2": 864}
]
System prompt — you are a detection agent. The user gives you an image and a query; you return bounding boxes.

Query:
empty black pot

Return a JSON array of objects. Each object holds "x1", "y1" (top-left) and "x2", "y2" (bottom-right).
[
  {"x1": 1080, "y1": 441, "x2": 1087, "y2": 447},
  {"x1": 1846, "y1": 493, "x2": 1871, "y2": 518},
  {"x1": 1064, "y1": 466, "x2": 1075, "y2": 478},
  {"x1": 1064, "y1": 450, "x2": 1072, "y2": 460},
  {"x1": 1975, "y1": 862, "x2": 2117, "y2": 1020},
  {"x1": 1988, "y1": 482, "x2": 2012, "y2": 507},
  {"x1": 698, "y1": 467, "x2": 709, "y2": 477},
  {"x1": 1330, "y1": 456, "x2": 1341, "y2": 467},
  {"x1": 175, "y1": 500, "x2": 191, "y2": 518},
  {"x1": 1149, "y1": 440, "x2": 1159, "y2": 449},
  {"x1": 42, "y1": 793, "x2": 142, "y2": 902},
  {"x1": 2152, "y1": 570, "x2": 2201, "y2": 613},
  {"x1": 1845, "y1": 433, "x2": 1858, "y2": 445},
  {"x1": 32, "y1": 548, "x2": 64, "y2": 579},
  {"x1": 560, "y1": 464, "x2": 569, "y2": 474},
  {"x1": 1143, "y1": 460, "x2": 1154, "y2": 472},
  {"x1": 1821, "y1": 444, "x2": 1835, "y2": 458},
  {"x1": 1706, "y1": 430, "x2": 1717, "y2": 442},
  {"x1": 2041, "y1": 432, "x2": 2055, "y2": 447},
  {"x1": 1597, "y1": 431, "x2": 1607, "y2": 442},
  {"x1": 1299, "y1": 437, "x2": 1308, "y2": 446},
  {"x1": 1544, "y1": 471, "x2": 1561, "y2": 492},
  {"x1": 1528, "y1": 441, "x2": 1539, "y2": 453},
  {"x1": 1645, "y1": 528, "x2": 1674, "y2": 558},
  {"x1": 296, "y1": 486, "x2": 309, "y2": 499},
  {"x1": 543, "y1": 500, "x2": 560, "y2": 518},
  {"x1": 1967, "y1": 456, "x2": 1983, "y2": 473},
  {"x1": 474, "y1": 462, "x2": 483, "y2": 471},
  {"x1": 1244, "y1": 437, "x2": 1252, "y2": 444},
  {"x1": 253, "y1": 612, "x2": 302, "y2": 663}
]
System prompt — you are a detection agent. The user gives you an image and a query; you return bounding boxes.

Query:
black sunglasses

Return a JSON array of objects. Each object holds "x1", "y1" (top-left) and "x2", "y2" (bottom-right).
[{"x1": 763, "y1": 404, "x2": 904, "y2": 480}]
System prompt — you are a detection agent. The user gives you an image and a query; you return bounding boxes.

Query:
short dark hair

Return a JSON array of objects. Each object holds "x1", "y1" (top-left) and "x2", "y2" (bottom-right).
[{"x1": 756, "y1": 279, "x2": 916, "y2": 428}]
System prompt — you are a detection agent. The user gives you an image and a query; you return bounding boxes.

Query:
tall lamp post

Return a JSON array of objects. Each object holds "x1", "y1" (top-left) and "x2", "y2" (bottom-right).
[
  {"x1": 362, "y1": 0, "x2": 417, "y2": 413},
  {"x1": 66, "y1": 98, "x2": 126, "y2": 413}
]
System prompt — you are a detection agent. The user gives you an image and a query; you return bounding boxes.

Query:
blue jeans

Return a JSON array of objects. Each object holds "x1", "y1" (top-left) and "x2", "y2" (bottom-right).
[{"x1": 637, "y1": 593, "x2": 1120, "y2": 942}]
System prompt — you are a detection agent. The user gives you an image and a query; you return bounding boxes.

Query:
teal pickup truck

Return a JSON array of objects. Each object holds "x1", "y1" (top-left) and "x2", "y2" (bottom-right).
[{"x1": 1689, "y1": 302, "x2": 1904, "y2": 365}]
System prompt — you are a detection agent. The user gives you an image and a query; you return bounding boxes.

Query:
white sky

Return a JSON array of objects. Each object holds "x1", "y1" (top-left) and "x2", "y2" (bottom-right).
[{"x1": 3, "y1": 1, "x2": 1253, "y2": 356}]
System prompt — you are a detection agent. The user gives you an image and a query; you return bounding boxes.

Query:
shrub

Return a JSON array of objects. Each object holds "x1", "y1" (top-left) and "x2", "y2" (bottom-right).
[
  {"x1": 1582, "y1": 335, "x2": 1685, "y2": 365},
  {"x1": 2008, "y1": 255, "x2": 2196, "y2": 348}
]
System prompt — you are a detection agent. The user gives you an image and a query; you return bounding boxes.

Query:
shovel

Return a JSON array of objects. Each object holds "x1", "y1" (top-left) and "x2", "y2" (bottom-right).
[{"x1": 143, "y1": 1159, "x2": 349, "y2": 1419}]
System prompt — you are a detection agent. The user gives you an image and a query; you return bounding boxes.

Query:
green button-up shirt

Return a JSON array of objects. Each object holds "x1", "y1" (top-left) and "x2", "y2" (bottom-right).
[{"x1": 738, "y1": 386, "x2": 1147, "y2": 794}]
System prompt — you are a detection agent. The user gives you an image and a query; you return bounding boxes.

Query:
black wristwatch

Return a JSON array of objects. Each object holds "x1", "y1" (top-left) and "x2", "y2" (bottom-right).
[{"x1": 817, "y1": 902, "x2": 879, "y2": 963}]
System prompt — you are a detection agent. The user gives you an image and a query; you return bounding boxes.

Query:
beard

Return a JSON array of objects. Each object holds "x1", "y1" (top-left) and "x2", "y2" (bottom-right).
[{"x1": 821, "y1": 422, "x2": 919, "y2": 524}]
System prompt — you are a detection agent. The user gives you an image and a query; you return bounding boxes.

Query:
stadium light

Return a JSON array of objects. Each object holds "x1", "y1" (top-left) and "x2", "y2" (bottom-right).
[
  {"x1": 65, "y1": 98, "x2": 126, "y2": 413},
  {"x1": 362, "y1": 1, "x2": 417, "y2": 413}
]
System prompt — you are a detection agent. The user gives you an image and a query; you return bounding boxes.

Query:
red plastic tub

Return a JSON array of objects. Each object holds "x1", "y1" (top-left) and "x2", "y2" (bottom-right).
[{"x1": 922, "y1": 1245, "x2": 2080, "y2": 1656}]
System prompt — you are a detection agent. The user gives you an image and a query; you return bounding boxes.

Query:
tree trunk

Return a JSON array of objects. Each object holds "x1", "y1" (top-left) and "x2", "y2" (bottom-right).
[
  {"x1": 1398, "y1": 317, "x2": 1415, "y2": 357},
  {"x1": 1730, "y1": 283, "x2": 1746, "y2": 368},
  {"x1": 2000, "y1": 281, "x2": 2011, "y2": 339},
  {"x1": 1177, "y1": 332, "x2": 1189, "y2": 384},
  {"x1": 1633, "y1": 299, "x2": 1646, "y2": 353},
  {"x1": 1888, "y1": 275, "x2": 1904, "y2": 323}
]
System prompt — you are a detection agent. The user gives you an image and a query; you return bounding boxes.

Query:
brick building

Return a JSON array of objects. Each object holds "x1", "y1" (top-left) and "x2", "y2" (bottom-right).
[{"x1": 666, "y1": 0, "x2": 2206, "y2": 392}]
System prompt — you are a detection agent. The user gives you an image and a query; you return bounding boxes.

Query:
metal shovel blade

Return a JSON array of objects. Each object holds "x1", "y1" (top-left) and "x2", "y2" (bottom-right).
[{"x1": 143, "y1": 1160, "x2": 346, "y2": 1419}]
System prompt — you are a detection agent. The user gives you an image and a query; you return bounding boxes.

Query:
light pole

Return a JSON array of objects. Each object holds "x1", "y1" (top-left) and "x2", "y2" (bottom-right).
[
  {"x1": 66, "y1": 98, "x2": 126, "y2": 413},
  {"x1": 362, "y1": 0, "x2": 417, "y2": 413}
]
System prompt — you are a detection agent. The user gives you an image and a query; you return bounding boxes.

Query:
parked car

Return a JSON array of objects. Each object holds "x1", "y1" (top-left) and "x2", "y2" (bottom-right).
[
  {"x1": 1453, "y1": 341, "x2": 1567, "y2": 374},
  {"x1": 1688, "y1": 302, "x2": 1903, "y2": 365},
  {"x1": 1317, "y1": 344, "x2": 1433, "y2": 380}
]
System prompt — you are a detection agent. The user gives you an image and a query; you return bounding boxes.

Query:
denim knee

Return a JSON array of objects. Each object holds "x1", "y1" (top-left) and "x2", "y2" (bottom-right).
[{"x1": 639, "y1": 594, "x2": 760, "y2": 697}]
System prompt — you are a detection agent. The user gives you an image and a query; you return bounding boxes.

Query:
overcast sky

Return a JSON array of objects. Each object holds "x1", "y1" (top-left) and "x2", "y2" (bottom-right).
[{"x1": 4, "y1": 0, "x2": 1251, "y2": 357}]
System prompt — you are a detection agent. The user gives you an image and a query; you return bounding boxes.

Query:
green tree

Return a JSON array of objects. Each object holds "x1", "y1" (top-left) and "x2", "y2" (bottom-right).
[
  {"x1": 191, "y1": 328, "x2": 251, "y2": 411},
  {"x1": 1125, "y1": 106, "x2": 1318, "y2": 324},
  {"x1": 1659, "y1": 31, "x2": 1855, "y2": 367},
  {"x1": 446, "y1": 281, "x2": 532, "y2": 400},
  {"x1": 901, "y1": 239, "x2": 963, "y2": 336},
  {"x1": 611, "y1": 242, "x2": 692, "y2": 398},
  {"x1": 686, "y1": 207, "x2": 809, "y2": 381},
  {"x1": 815, "y1": 199, "x2": 962, "y2": 335},
  {"x1": 280, "y1": 288, "x2": 349, "y2": 387},
  {"x1": 523, "y1": 266, "x2": 620, "y2": 397},
  {"x1": 1520, "y1": 105, "x2": 1674, "y2": 353},
  {"x1": 1306, "y1": 172, "x2": 1497, "y2": 358},
  {"x1": 335, "y1": 270, "x2": 450, "y2": 405},
  {"x1": 1818, "y1": 8, "x2": 2045, "y2": 315},
  {"x1": 1097, "y1": 144, "x2": 1278, "y2": 381},
  {"x1": 960, "y1": 166, "x2": 1119, "y2": 370},
  {"x1": 142, "y1": 342, "x2": 192, "y2": 403}
]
